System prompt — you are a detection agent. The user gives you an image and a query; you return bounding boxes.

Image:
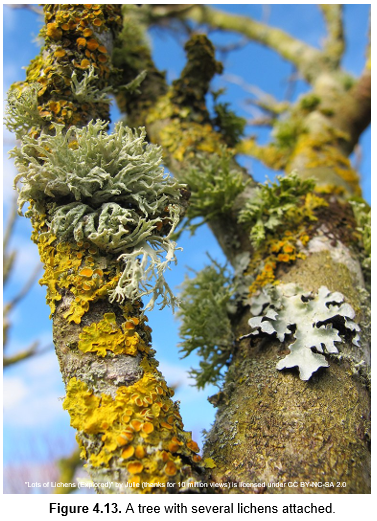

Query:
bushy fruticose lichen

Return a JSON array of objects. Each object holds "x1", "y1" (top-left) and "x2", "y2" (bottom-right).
[
  {"x1": 180, "y1": 147, "x2": 245, "y2": 235},
  {"x1": 177, "y1": 259, "x2": 235, "y2": 388},
  {"x1": 248, "y1": 283, "x2": 360, "y2": 380},
  {"x1": 11, "y1": 121, "x2": 184, "y2": 311},
  {"x1": 211, "y1": 89, "x2": 246, "y2": 146}
]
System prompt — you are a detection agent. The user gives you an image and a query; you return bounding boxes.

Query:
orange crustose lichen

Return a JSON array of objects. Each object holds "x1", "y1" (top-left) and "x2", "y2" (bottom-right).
[{"x1": 63, "y1": 360, "x2": 202, "y2": 492}]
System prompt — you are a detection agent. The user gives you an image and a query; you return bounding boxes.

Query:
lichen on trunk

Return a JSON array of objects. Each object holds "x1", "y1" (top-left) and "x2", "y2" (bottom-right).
[{"x1": 6, "y1": 4, "x2": 205, "y2": 493}]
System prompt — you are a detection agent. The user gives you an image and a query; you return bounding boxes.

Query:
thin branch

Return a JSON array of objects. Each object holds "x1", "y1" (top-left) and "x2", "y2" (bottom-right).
[
  {"x1": 216, "y1": 36, "x2": 250, "y2": 59},
  {"x1": 247, "y1": 116, "x2": 275, "y2": 127},
  {"x1": 319, "y1": 4, "x2": 345, "y2": 67},
  {"x1": 3, "y1": 342, "x2": 52, "y2": 368},
  {"x1": 3, "y1": 198, "x2": 18, "y2": 251},
  {"x1": 7, "y1": 263, "x2": 42, "y2": 310},
  {"x1": 3, "y1": 200, "x2": 18, "y2": 285},
  {"x1": 283, "y1": 68, "x2": 300, "y2": 103},
  {"x1": 177, "y1": 5, "x2": 326, "y2": 83},
  {"x1": 145, "y1": 3, "x2": 196, "y2": 21},
  {"x1": 54, "y1": 448, "x2": 82, "y2": 494},
  {"x1": 225, "y1": 73, "x2": 290, "y2": 115},
  {"x1": 6, "y1": 4, "x2": 43, "y2": 16}
]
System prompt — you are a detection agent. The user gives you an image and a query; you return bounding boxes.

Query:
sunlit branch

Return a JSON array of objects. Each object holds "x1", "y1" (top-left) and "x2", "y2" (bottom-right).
[
  {"x1": 3, "y1": 341, "x2": 52, "y2": 368},
  {"x1": 3, "y1": 201, "x2": 18, "y2": 285},
  {"x1": 7, "y1": 264, "x2": 42, "y2": 310},
  {"x1": 319, "y1": 4, "x2": 345, "y2": 67},
  {"x1": 225, "y1": 74, "x2": 290, "y2": 115},
  {"x1": 176, "y1": 5, "x2": 325, "y2": 83},
  {"x1": 236, "y1": 138, "x2": 288, "y2": 170}
]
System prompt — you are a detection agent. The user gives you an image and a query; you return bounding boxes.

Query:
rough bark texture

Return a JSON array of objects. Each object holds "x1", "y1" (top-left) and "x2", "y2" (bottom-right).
[
  {"x1": 8, "y1": 4, "x2": 370, "y2": 494},
  {"x1": 8, "y1": 4, "x2": 205, "y2": 493},
  {"x1": 110, "y1": 4, "x2": 371, "y2": 494},
  {"x1": 203, "y1": 237, "x2": 371, "y2": 493}
]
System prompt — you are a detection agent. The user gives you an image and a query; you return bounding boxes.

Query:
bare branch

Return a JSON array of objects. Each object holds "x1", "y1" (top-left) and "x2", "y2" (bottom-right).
[
  {"x1": 3, "y1": 341, "x2": 52, "y2": 368},
  {"x1": 3, "y1": 200, "x2": 18, "y2": 285},
  {"x1": 319, "y1": 4, "x2": 345, "y2": 67},
  {"x1": 225, "y1": 73, "x2": 290, "y2": 115},
  {"x1": 216, "y1": 36, "x2": 250, "y2": 58},
  {"x1": 54, "y1": 449, "x2": 82, "y2": 494},
  {"x1": 7, "y1": 263, "x2": 42, "y2": 310},
  {"x1": 6, "y1": 4, "x2": 43, "y2": 16},
  {"x1": 175, "y1": 5, "x2": 326, "y2": 83},
  {"x1": 3, "y1": 198, "x2": 18, "y2": 251},
  {"x1": 247, "y1": 116, "x2": 275, "y2": 127}
]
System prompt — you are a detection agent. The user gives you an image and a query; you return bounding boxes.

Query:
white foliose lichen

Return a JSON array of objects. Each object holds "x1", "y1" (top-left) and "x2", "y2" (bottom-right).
[
  {"x1": 248, "y1": 283, "x2": 360, "y2": 380},
  {"x1": 11, "y1": 120, "x2": 185, "y2": 311}
]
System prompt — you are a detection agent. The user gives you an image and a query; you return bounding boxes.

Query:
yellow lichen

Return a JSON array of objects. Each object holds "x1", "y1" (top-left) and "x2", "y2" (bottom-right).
[
  {"x1": 288, "y1": 133, "x2": 361, "y2": 195},
  {"x1": 33, "y1": 219, "x2": 121, "y2": 323},
  {"x1": 63, "y1": 367, "x2": 202, "y2": 490},
  {"x1": 78, "y1": 312, "x2": 148, "y2": 357},
  {"x1": 246, "y1": 188, "x2": 328, "y2": 295}
]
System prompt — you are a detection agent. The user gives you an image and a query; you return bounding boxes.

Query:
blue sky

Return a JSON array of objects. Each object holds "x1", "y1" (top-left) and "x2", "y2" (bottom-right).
[{"x1": 3, "y1": 3, "x2": 371, "y2": 486}]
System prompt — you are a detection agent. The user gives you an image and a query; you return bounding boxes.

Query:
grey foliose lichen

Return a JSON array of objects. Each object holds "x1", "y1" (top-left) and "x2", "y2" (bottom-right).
[
  {"x1": 177, "y1": 258, "x2": 235, "y2": 388},
  {"x1": 11, "y1": 120, "x2": 185, "y2": 311},
  {"x1": 248, "y1": 283, "x2": 361, "y2": 380}
]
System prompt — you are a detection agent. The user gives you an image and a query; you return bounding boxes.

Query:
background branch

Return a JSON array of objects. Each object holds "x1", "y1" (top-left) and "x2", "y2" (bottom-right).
[
  {"x1": 319, "y1": 4, "x2": 345, "y2": 67},
  {"x1": 172, "y1": 4, "x2": 326, "y2": 83}
]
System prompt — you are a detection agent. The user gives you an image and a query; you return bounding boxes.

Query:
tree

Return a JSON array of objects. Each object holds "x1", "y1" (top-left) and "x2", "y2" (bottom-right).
[{"x1": 5, "y1": 4, "x2": 370, "y2": 494}]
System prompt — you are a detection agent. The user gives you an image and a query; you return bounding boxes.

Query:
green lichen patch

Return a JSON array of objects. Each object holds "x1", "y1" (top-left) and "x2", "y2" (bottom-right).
[
  {"x1": 211, "y1": 89, "x2": 246, "y2": 147},
  {"x1": 238, "y1": 172, "x2": 325, "y2": 248},
  {"x1": 180, "y1": 147, "x2": 246, "y2": 235},
  {"x1": 177, "y1": 259, "x2": 235, "y2": 388},
  {"x1": 248, "y1": 283, "x2": 361, "y2": 380}
]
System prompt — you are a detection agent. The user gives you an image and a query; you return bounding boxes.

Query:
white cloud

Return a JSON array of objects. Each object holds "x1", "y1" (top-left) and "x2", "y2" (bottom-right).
[
  {"x1": 4, "y1": 351, "x2": 65, "y2": 428},
  {"x1": 3, "y1": 378, "x2": 64, "y2": 428},
  {"x1": 3, "y1": 376, "x2": 29, "y2": 410},
  {"x1": 158, "y1": 360, "x2": 193, "y2": 388}
]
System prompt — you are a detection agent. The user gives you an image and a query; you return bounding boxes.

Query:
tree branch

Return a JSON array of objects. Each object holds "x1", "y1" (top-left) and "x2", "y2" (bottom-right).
[
  {"x1": 236, "y1": 138, "x2": 288, "y2": 170},
  {"x1": 172, "y1": 5, "x2": 326, "y2": 83},
  {"x1": 3, "y1": 341, "x2": 52, "y2": 368},
  {"x1": 3, "y1": 200, "x2": 18, "y2": 285},
  {"x1": 7, "y1": 4, "x2": 205, "y2": 492},
  {"x1": 319, "y1": 4, "x2": 345, "y2": 67},
  {"x1": 225, "y1": 73, "x2": 290, "y2": 115},
  {"x1": 54, "y1": 448, "x2": 81, "y2": 494},
  {"x1": 7, "y1": 264, "x2": 41, "y2": 310},
  {"x1": 333, "y1": 69, "x2": 371, "y2": 154}
]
